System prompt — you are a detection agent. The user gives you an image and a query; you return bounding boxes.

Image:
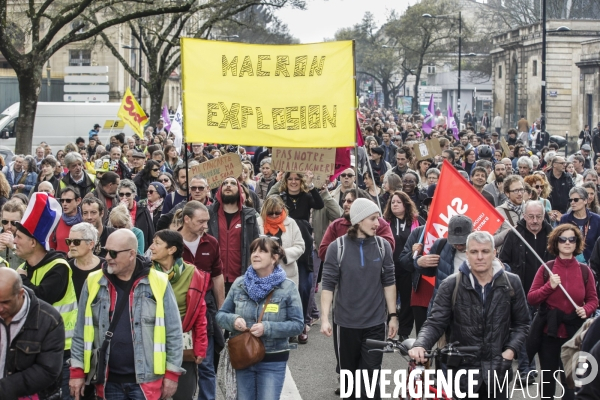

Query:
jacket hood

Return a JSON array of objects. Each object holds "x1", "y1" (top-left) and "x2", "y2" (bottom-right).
[
  {"x1": 215, "y1": 177, "x2": 244, "y2": 210},
  {"x1": 459, "y1": 258, "x2": 505, "y2": 288},
  {"x1": 27, "y1": 250, "x2": 68, "y2": 270}
]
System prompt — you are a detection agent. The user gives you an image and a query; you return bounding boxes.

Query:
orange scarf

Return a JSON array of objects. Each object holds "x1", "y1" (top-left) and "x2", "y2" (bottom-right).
[{"x1": 263, "y1": 209, "x2": 287, "y2": 235}]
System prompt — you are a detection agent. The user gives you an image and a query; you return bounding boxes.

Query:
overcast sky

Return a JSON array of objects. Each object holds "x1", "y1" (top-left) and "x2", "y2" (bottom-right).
[{"x1": 274, "y1": 0, "x2": 415, "y2": 44}]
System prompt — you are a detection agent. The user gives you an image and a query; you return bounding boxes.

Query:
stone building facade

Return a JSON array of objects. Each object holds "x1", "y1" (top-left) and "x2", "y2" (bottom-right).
[
  {"x1": 576, "y1": 38, "x2": 600, "y2": 130},
  {"x1": 491, "y1": 19, "x2": 600, "y2": 137}
]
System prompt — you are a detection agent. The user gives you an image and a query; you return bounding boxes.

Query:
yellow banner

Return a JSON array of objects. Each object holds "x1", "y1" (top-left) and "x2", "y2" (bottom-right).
[
  {"x1": 181, "y1": 39, "x2": 356, "y2": 148},
  {"x1": 117, "y1": 88, "x2": 148, "y2": 136}
]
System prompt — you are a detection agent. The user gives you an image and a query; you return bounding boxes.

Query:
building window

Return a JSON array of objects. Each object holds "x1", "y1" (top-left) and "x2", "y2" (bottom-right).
[
  {"x1": 533, "y1": 60, "x2": 537, "y2": 76},
  {"x1": 427, "y1": 65, "x2": 436, "y2": 74},
  {"x1": 498, "y1": 65, "x2": 502, "y2": 78},
  {"x1": 69, "y1": 50, "x2": 91, "y2": 66}
]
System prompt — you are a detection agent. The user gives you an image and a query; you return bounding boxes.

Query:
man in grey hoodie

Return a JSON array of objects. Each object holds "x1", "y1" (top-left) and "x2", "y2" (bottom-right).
[{"x1": 320, "y1": 198, "x2": 397, "y2": 399}]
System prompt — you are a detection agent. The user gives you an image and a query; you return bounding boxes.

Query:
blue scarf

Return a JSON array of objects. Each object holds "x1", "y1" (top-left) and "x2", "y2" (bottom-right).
[
  {"x1": 244, "y1": 265, "x2": 287, "y2": 302},
  {"x1": 63, "y1": 209, "x2": 83, "y2": 226}
]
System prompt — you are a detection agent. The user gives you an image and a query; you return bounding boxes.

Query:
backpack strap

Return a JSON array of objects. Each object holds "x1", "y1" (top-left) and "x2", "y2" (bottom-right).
[
  {"x1": 434, "y1": 238, "x2": 447, "y2": 256},
  {"x1": 542, "y1": 260, "x2": 555, "y2": 283},
  {"x1": 451, "y1": 272, "x2": 462, "y2": 309}
]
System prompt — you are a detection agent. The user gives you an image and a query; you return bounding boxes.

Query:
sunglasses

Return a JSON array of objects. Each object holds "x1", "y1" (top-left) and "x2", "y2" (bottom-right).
[
  {"x1": 65, "y1": 239, "x2": 91, "y2": 246},
  {"x1": 268, "y1": 211, "x2": 283, "y2": 217},
  {"x1": 259, "y1": 234, "x2": 281, "y2": 244},
  {"x1": 151, "y1": 168, "x2": 160, "y2": 172},
  {"x1": 60, "y1": 198, "x2": 75, "y2": 204},
  {"x1": 340, "y1": 174, "x2": 355, "y2": 178},
  {"x1": 190, "y1": 186, "x2": 206, "y2": 192},
  {"x1": 160, "y1": 178, "x2": 170, "y2": 183},
  {"x1": 558, "y1": 236, "x2": 577, "y2": 244},
  {"x1": 118, "y1": 192, "x2": 133, "y2": 198},
  {"x1": 1, "y1": 220, "x2": 18, "y2": 226},
  {"x1": 569, "y1": 198, "x2": 583, "y2": 203},
  {"x1": 534, "y1": 185, "x2": 544, "y2": 189},
  {"x1": 104, "y1": 248, "x2": 132, "y2": 258},
  {"x1": 147, "y1": 190, "x2": 156, "y2": 195}
]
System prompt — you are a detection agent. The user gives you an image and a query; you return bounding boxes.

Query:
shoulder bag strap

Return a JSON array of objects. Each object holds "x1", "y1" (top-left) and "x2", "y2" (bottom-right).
[{"x1": 257, "y1": 290, "x2": 275, "y2": 323}]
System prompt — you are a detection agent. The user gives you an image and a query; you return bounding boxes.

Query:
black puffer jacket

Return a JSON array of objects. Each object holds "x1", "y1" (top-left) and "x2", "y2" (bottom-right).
[
  {"x1": 413, "y1": 261, "x2": 530, "y2": 390},
  {"x1": 0, "y1": 288, "x2": 64, "y2": 400}
]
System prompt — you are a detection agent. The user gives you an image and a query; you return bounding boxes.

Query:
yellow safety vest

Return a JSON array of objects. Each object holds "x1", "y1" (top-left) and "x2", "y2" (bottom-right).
[
  {"x1": 22, "y1": 258, "x2": 78, "y2": 350},
  {"x1": 83, "y1": 269, "x2": 169, "y2": 375},
  {"x1": 59, "y1": 173, "x2": 96, "y2": 190}
]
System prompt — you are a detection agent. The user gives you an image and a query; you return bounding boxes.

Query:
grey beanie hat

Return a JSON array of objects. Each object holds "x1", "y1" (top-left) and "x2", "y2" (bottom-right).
[{"x1": 350, "y1": 198, "x2": 381, "y2": 225}]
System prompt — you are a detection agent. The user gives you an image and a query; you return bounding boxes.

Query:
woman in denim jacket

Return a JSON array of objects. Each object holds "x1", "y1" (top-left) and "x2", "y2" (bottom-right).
[{"x1": 216, "y1": 237, "x2": 304, "y2": 400}]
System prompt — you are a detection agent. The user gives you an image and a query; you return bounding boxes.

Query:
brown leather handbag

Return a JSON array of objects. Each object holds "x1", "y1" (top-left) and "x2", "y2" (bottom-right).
[{"x1": 227, "y1": 291, "x2": 274, "y2": 370}]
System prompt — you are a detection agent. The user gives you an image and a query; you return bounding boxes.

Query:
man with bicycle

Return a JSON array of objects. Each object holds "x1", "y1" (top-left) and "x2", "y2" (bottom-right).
[{"x1": 409, "y1": 231, "x2": 530, "y2": 399}]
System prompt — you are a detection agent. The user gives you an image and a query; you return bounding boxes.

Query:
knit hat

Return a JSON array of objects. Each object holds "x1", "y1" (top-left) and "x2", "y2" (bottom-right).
[
  {"x1": 149, "y1": 181, "x2": 167, "y2": 198},
  {"x1": 350, "y1": 198, "x2": 381, "y2": 225},
  {"x1": 16, "y1": 192, "x2": 62, "y2": 250}
]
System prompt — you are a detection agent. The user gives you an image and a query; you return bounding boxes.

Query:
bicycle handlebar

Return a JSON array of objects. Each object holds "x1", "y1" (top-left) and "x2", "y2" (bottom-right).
[
  {"x1": 447, "y1": 346, "x2": 479, "y2": 353},
  {"x1": 366, "y1": 339, "x2": 392, "y2": 348}
]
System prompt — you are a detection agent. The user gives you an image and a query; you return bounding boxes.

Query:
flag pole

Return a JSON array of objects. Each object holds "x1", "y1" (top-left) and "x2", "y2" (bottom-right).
[
  {"x1": 363, "y1": 145, "x2": 382, "y2": 212},
  {"x1": 507, "y1": 224, "x2": 578, "y2": 309}
]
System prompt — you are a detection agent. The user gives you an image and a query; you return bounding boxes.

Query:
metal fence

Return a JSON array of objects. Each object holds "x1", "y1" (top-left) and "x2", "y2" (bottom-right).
[{"x1": 0, "y1": 77, "x2": 65, "y2": 112}]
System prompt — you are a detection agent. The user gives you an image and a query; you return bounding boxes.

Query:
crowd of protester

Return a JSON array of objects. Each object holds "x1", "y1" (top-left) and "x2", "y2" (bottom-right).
[{"x1": 1, "y1": 108, "x2": 600, "y2": 400}]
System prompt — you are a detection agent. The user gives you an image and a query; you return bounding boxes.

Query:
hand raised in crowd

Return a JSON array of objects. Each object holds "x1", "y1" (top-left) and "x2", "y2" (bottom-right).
[
  {"x1": 250, "y1": 322, "x2": 264, "y2": 337},
  {"x1": 417, "y1": 254, "x2": 440, "y2": 268},
  {"x1": 160, "y1": 378, "x2": 178, "y2": 399},
  {"x1": 304, "y1": 170, "x2": 314, "y2": 186},
  {"x1": 69, "y1": 378, "x2": 85, "y2": 400},
  {"x1": 276, "y1": 170, "x2": 284, "y2": 182},
  {"x1": 0, "y1": 232, "x2": 14, "y2": 251},
  {"x1": 233, "y1": 317, "x2": 247, "y2": 331},
  {"x1": 549, "y1": 273, "x2": 561, "y2": 289}
]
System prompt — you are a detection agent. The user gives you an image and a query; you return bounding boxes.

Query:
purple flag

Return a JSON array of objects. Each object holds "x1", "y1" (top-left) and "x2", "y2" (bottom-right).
[
  {"x1": 447, "y1": 105, "x2": 459, "y2": 140},
  {"x1": 161, "y1": 105, "x2": 172, "y2": 131},
  {"x1": 422, "y1": 94, "x2": 435, "y2": 134}
]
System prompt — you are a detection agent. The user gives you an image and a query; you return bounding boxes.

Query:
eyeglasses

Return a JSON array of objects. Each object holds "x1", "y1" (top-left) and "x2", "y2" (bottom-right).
[
  {"x1": 65, "y1": 239, "x2": 91, "y2": 246},
  {"x1": 222, "y1": 181, "x2": 237, "y2": 186},
  {"x1": 340, "y1": 174, "x2": 355, "y2": 178},
  {"x1": 160, "y1": 178, "x2": 170, "y2": 183},
  {"x1": 147, "y1": 190, "x2": 156, "y2": 195},
  {"x1": 259, "y1": 234, "x2": 281, "y2": 244},
  {"x1": 60, "y1": 198, "x2": 75, "y2": 204},
  {"x1": 569, "y1": 198, "x2": 583, "y2": 203},
  {"x1": 118, "y1": 192, "x2": 133, "y2": 198},
  {"x1": 190, "y1": 186, "x2": 206, "y2": 192},
  {"x1": 105, "y1": 248, "x2": 132, "y2": 258},
  {"x1": 534, "y1": 185, "x2": 544, "y2": 189},
  {"x1": 558, "y1": 236, "x2": 577, "y2": 244},
  {"x1": 1, "y1": 220, "x2": 18, "y2": 226},
  {"x1": 343, "y1": 198, "x2": 354, "y2": 204},
  {"x1": 268, "y1": 211, "x2": 283, "y2": 217},
  {"x1": 508, "y1": 188, "x2": 525, "y2": 194},
  {"x1": 151, "y1": 168, "x2": 160, "y2": 172}
]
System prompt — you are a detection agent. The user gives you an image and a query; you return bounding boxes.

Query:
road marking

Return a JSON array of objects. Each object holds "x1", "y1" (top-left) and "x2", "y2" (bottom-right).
[{"x1": 281, "y1": 365, "x2": 303, "y2": 400}]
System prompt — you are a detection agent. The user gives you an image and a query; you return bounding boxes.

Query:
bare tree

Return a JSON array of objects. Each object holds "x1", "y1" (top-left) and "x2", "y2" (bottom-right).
[
  {"x1": 97, "y1": 0, "x2": 302, "y2": 126},
  {"x1": 0, "y1": 0, "x2": 200, "y2": 154}
]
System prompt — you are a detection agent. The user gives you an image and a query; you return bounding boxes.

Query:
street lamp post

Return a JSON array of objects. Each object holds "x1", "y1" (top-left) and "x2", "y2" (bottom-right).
[
  {"x1": 423, "y1": 12, "x2": 462, "y2": 122},
  {"x1": 122, "y1": 45, "x2": 142, "y2": 103}
]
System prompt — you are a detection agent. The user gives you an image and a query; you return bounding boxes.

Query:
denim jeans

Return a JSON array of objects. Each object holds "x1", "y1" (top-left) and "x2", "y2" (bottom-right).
[
  {"x1": 197, "y1": 335, "x2": 216, "y2": 400},
  {"x1": 297, "y1": 260, "x2": 313, "y2": 325},
  {"x1": 236, "y1": 361, "x2": 287, "y2": 400},
  {"x1": 103, "y1": 382, "x2": 146, "y2": 400},
  {"x1": 62, "y1": 350, "x2": 73, "y2": 400}
]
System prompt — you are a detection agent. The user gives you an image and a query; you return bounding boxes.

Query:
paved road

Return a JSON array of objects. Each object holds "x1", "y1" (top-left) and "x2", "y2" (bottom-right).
[{"x1": 217, "y1": 291, "x2": 560, "y2": 399}]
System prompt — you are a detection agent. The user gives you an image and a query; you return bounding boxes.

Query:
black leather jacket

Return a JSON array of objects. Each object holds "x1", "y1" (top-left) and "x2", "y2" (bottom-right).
[
  {"x1": 0, "y1": 288, "x2": 64, "y2": 400},
  {"x1": 413, "y1": 263, "x2": 530, "y2": 389}
]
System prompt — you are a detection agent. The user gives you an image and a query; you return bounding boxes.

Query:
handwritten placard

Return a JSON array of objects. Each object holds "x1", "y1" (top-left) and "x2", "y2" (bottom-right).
[
  {"x1": 272, "y1": 147, "x2": 335, "y2": 186},
  {"x1": 188, "y1": 153, "x2": 243, "y2": 189},
  {"x1": 413, "y1": 140, "x2": 442, "y2": 161},
  {"x1": 500, "y1": 137, "x2": 511, "y2": 158}
]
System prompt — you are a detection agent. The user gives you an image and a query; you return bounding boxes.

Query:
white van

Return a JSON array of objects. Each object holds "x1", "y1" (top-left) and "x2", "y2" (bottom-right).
[{"x1": 0, "y1": 102, "x2": 133, "y2": 152}]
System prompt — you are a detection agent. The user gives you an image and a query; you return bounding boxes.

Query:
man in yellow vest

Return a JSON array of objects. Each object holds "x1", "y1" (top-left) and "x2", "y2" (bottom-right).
[
  {"x1": 69, "y1": 229, "x2": 184, "y2": 400},
  {"x1": 14, "y1": 192, "x2": 78, "y2": 400}
]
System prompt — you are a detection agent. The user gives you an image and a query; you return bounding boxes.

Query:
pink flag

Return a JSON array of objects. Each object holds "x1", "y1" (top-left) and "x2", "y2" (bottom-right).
[
  {"x1": 447, "y1": 105, "x2": 459, "y2": 140},
  {"x1": 422, "y1": 94, "x2": 435, "y2": 134},
  {"x1": 356, "y1": 116, "x2": 364, "y2": 146},
  {"x1": 161, "y1": 105, "x2": 172, "y2": 131}
]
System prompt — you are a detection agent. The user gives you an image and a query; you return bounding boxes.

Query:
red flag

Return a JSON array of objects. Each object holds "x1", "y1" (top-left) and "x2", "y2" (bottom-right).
[
  {"x1": 356, "y1": 117, "x2": 364, "y2": 147},
  {"x1": 332, "y1": 148, "x2": 351, "y2": 181},
  {"x1": 423, "y1": 160, "x2": 505, "y2": 255}
]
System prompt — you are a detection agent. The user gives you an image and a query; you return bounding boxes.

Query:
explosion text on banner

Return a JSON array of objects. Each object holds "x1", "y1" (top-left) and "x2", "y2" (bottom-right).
[
  {"x1": 188, "y1": 153, "x2": 243, "y2": 190},
  {"x1": 272, "y1": 147, "x2": 335, "y2": 187},
  {"x1": 180, "y1": 39, "x2": 356, "y2": 148}
]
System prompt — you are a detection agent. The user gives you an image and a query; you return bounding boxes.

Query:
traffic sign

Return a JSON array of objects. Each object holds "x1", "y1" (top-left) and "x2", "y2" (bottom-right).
[{"x1": 420, "y1": 86, "x2": 442, "y2": 93}]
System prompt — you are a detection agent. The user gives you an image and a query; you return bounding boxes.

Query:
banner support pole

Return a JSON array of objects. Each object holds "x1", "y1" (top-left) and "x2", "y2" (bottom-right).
[
  {"x1": 507, "y1": 223, "x2": 578, "y2": 309},
  {"x1": 363, "y1": 145, "x2": 382, "y2": 212}
]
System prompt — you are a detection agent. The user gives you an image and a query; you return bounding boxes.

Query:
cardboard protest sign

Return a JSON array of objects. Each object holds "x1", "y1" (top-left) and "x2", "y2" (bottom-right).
[
  {"x1": 188, "y1": 153, "x2": 243, "y2": 189},
  {"x1": 181, "y1": 39, "x2": 355, "y2": 147},
  {"x1": 413, "y1": 139, "x2": 442, "y2": 161},
  {"x1": 272, "y1": 147, "x2": 335, "y2": 187},
  {"x1": 500, "y1": 137, "x2": 511, "y2": 158}
]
